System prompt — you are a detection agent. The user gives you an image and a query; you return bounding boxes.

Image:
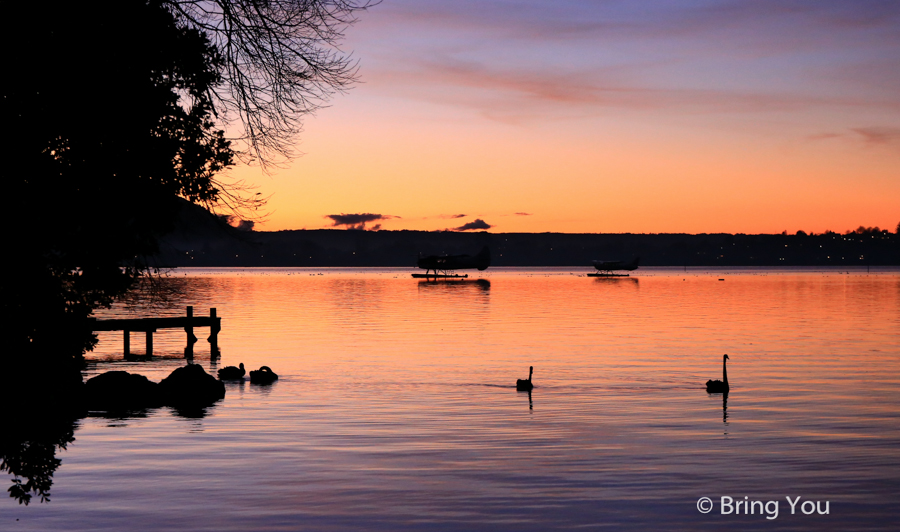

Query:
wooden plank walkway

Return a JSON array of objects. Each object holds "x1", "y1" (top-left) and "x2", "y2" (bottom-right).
[{"x1": 87, "y1": 306, "x2": 220, "y2": 357}]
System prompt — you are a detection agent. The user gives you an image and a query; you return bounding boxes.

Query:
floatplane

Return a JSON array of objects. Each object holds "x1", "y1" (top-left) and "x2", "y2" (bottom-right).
[
  {"x1": 413, "y1": 246, "x2": 491, "y2": 279},
  {"x1": 587, "y1": 257, "x2": 640, "y2": 277}
]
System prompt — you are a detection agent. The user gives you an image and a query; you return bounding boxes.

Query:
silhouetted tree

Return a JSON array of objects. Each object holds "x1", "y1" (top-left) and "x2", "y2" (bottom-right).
[
  {"x1": 166, "y1": 0, "x2": 376, "y2": 167},
  {"x1": 848, "y1": 226, "x2": 888, "y2": 236},
  {"x1": 1, "y1": 1, "x2": 371, "y2": 384},
  {"x1": 3, "y1": 2, "x2": 233, "y2": 375}
]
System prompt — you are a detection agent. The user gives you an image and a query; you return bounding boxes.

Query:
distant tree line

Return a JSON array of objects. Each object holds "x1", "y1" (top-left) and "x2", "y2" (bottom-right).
[
  {"x1": 794, "y1": 225, "x2": 897, "y2": 237},
  {"x1": 153, "y1": 207, "x2": 900, "y2": 267}
]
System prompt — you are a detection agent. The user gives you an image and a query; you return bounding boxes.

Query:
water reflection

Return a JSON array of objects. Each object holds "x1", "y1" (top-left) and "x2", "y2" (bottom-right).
[
  {"x1": 250, "y1": 380, "x2": 277, "y2": 399},
  {"x1": 0, "y1": 412, "x2": 77, "y2": 505},
  {"x1": 35, "y1": 269, "x2": 900, "y2": 530},
  {"x1": 329, "y1": 279, "x2": 387, "y2": 313},
  {"x1": 123, "y1": 352, "x2": 155, "y2": 362},
  {"x1": 88, "y1": 409, "x2": 154, "y2": 424},
  {"x1": 169, "y1": 405, "x2": 213, "y2": 420},
  {"x1": 117, "y1": 275, "x2": 217, "y2": 312},
  {"x1": 722, "y1": 392, "x2": 728, "y2": 424},
  {"x1": 85, "y1": 403, "x2": 219, "y2": 422},
  {"x1": 1, "y1": 408, "x2": 221, "y2": 504},
  {"x1": 519, "y1": 389, "x2": 533, "y2": 411},
  {"x1": 417, "y1": 278, "x2": 491, "y2": 292},
  {"x1": 591, "y1": 276, "x2": 639, "y2": 287}
]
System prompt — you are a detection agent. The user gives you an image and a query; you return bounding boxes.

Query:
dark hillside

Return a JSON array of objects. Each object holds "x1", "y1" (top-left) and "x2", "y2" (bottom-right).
[{"x1": 154, "y1": 204, "x2": 899, "y2": 267}]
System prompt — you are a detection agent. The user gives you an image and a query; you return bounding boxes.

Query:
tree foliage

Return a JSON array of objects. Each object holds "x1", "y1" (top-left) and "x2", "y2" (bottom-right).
[
  {"x1": 847, "y1": 226, "x2": 889, "y2": 236},
  {"x1": 3, "y1": 1, "x2": 231, "y2": 361},
  {"x1": 1, "y1": 0, "x2": 371, "y2": 371}
]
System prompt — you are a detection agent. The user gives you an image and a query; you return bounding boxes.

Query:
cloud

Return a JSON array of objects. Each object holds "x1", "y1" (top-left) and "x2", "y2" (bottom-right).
[
  {"x1": 325, "y1": 213, "x2": 398, "y2": 230},
  {"x1": 449, "y1": 214, "x2": 467, "y2": 219},
  {"x1": 851, "y1": 126, "x2": 900, "y2": 145},
  {"x1": 452, "y1": 218, "x2": 493, "y2": 231},
  {"x1": 235, "y1": 220, "x2": 255, "y2": 231},
  {"x1": 358, "y1": 1, "x2": 900, "y2": 122},
  {"x1": 369, "y1": 57, "x2": 876, "y2": 125},
  {"x1": 515, "y1": 212, "x2": 532, "y2": 216},
  {"x1": 216, "y1": 214, "x2": 255, "y2": 231},
  {"x1": 366, "y1": 0, "x2": 900, "y2": 49},
  {"x1": 807, "y1": 132, "x2": 842, "y2": 141}
]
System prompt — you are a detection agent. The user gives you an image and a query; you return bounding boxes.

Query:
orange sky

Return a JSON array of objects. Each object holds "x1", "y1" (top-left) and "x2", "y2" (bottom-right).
[{"x1": 227, "y1": 1, "x2": 900, "y2": 235}]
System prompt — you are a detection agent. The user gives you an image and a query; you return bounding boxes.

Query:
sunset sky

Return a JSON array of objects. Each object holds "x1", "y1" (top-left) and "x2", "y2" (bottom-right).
[{"x1": 231, "y1": 0, "x2": 900, "y2": 234}]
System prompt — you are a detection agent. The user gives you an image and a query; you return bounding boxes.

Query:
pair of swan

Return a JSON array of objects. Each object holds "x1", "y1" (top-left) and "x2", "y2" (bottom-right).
[
  {"x1": 218, "y1": 363, "x2": 279, "y2": 384},
  {"x1": 515, "y1": 355, "x2": 730, "y2": 394}
]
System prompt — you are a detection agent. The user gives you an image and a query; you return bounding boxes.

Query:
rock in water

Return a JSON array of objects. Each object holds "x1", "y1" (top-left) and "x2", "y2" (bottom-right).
[
  {"x1": 160, "y1": 364, "x2": 226, "y2": 407},
  {"x1": 84, "y1": 371, "x2": 163, "y2": 410}
]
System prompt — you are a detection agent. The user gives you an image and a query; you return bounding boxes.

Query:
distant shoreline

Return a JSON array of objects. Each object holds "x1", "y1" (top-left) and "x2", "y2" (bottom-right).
[{"x1": 156, "y1": 224, "x2": 899, "y2": 268}]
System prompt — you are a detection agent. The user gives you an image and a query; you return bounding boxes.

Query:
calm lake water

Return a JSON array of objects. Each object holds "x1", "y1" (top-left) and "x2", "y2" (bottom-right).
[{"x1": 4, "y1": 267, "x2": 900, "y2": 531}]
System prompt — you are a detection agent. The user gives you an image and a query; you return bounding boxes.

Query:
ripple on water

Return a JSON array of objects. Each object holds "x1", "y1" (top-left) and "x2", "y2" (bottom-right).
[{"x1": 8, "y1": 268, "x2": 898, "y2": 531}]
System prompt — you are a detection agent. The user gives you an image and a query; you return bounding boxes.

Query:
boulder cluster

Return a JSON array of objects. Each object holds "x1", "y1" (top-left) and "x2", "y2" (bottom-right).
[{"x1": 83, "y1": 364, "x2": 225, "y2": 411}]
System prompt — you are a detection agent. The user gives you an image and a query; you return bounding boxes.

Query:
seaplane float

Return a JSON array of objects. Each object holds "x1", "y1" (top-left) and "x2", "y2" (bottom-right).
[
  {"x1": 413, "y1": 246, "x2": 490, "y2": 279},
  {"x1": 588, "y1": 257, "x2": 640, "y2": 277}
]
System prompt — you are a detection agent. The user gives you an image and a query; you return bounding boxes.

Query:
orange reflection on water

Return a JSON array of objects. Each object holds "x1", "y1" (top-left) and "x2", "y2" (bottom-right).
[{"x1": 69, "y1": 268, "x2": 900, "y2": 531}]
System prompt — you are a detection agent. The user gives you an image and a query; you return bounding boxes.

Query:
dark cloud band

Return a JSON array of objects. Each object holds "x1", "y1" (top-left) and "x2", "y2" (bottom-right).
[
  {"x1": 326, "y1": 213, "x2": 397, "y2": 230},
  {"x1": 453, "y1": 218, "x2": 492, "y2": 231}
]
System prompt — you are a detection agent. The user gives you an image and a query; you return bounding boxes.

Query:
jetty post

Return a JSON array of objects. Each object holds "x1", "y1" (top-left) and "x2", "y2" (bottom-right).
[
  {"x1": 124, "y1": 330, "x2": 130, "y2": 356},
  {"x1": 184, "y1": 305, "x2": 199, "y2": 358},
  {"x1": 208, "y1": 308, "x2": 220, "y2": 358}
]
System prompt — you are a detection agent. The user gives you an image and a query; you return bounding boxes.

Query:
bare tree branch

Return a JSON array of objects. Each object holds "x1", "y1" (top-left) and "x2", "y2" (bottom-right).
[{"x1": 165, "y1": 1, "x2": 377, "y2": 169}]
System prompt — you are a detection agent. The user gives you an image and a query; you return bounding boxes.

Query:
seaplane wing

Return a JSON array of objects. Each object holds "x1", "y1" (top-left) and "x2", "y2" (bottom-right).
[
  {"x1": 417, "y1": 246, "x2": 491, "y2": 272},
  {"x1": 592, "y1": 257, "x2": 640, "y2": 271}
]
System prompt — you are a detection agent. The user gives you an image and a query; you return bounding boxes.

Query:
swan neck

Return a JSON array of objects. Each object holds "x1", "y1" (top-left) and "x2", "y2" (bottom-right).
[{"x1": 723, "y1": 357, "x2": 728, "y2": 385}]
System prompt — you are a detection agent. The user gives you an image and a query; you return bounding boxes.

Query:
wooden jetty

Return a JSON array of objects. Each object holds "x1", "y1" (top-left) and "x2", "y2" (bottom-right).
[{"x1": 88, "y1": 306, "x2": 220, "y2": 357}]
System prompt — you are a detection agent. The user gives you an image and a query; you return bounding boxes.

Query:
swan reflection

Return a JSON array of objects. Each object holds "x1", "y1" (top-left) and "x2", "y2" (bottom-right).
[
  {"x1": 722, "y1": 392, "x2": 728, "y2": 424},
  {"x1": 722, "y1": 392, "x2": 730, "y2": 436}
]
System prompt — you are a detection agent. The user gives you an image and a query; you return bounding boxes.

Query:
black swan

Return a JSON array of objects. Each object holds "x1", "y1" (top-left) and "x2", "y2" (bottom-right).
[
  {"x1": 517, "y1": 366, "x2": 534, "y2": 391},
  {"x1": 705, "y1": 354, "x2": 729, "y2": 393},
  {"x1": 249, "y1": 366, "x2": 278, "y2": 384},
  {"x1": 218, "y1": 362, "x2": 245, "y2": 380}
]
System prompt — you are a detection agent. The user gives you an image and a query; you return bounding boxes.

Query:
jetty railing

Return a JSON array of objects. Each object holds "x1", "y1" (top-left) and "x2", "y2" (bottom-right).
[{"x1": 87, "y1": 306, "x2": 220, "y2": 357}]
